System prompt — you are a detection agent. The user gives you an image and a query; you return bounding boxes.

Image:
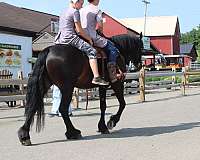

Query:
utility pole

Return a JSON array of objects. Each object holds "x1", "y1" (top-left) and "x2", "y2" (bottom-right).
[{"x1": 142, "y1": 0, "x2": 150, "y2": 36}]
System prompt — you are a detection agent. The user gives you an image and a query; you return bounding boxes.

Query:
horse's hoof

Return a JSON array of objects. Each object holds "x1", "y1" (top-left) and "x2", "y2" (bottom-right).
[
  {"x1": 65, "y1": 132, "x2": 82, "y2": 140},
  {"x1": 20, "y1": 139, "x2": 32, "y2": 146},
  {"x1": 107, "y1": 120, "x2": 115, "y2": 130},
  {"x1": 18, "y1": 127, "x2": 31, "y2": 146}
]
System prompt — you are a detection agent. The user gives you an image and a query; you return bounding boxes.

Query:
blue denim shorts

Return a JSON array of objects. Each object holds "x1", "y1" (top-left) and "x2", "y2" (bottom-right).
[{"x1": 104, "y1": 40, "x2": 119, "y2": 63}]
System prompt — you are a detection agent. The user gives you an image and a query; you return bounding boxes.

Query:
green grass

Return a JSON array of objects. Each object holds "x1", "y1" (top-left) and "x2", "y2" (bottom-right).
[
  {"x1": 145, "y1": 75, "x2": 200, "y2": 83},
  {"x1": 146, "y1": 76, "x2": 173, "y2": 82}
]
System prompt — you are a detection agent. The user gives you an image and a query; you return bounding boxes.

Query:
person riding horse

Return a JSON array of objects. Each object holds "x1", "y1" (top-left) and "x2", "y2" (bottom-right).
[
  {"x1": 55, "y1": 0, "x2": 108, "y2": 85},
  {"x1": 80, "y1": 0, "x2": 124, "y2": 83},
  {"x1": 17, "y1": 0, "x2": 144, "y2": 146}
]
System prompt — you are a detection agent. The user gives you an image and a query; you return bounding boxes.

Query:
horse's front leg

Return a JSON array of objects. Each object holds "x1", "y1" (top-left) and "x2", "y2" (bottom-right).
[
  {"x1": 107, "y1": 81, "x2": 126, "y2": 130},
  {"x1": 98, "y1": 86, "x2": 110, "y2": 134},
  {"x1": 59, "y1": 87, "x2": 82, "y2": 139}
]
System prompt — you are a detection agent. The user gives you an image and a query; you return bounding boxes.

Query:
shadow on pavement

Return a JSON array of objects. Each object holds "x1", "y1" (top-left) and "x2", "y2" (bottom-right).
[
  {"x1": 31, "y1": 121, "x2": 200, "y2": 146},
  {"x1": 84, "y1": 122, "x2": 200, "y2": 140}
]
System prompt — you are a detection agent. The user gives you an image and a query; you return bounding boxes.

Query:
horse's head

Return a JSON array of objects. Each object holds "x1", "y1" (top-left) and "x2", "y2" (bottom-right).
[
  {"x1": 111, "y1": 33, "x2": 144, "y2": 72},
  {"x1": 126, "y1": 33, "x2": 144, "y2": 71}
]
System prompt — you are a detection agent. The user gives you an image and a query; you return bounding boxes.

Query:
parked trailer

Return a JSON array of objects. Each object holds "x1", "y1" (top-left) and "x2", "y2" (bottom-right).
[{"x1": 142, "y1": 54, "x2": 192, "y2": 71}]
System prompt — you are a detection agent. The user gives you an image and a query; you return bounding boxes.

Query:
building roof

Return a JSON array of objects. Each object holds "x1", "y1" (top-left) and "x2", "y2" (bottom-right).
[
  {"x1": 180, "y1": 43, "x2": 194, "y2": 54},
  {"x1": 0, "y1": 2, "x2": 59, "y2": 34},
  {"x1": 119, "y1": 16, "x2": 179, "y2": 37},
  {"x1": 32, "y1": 32, "x2": 55, "y2": 51}
]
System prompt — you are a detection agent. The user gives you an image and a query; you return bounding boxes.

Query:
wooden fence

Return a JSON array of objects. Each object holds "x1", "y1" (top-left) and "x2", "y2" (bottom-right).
[
  {"x1": 1, "y1": 67, "x2": 200, "y2": 108},
  {"x1": 0, "y1": 78, "x2": 28, "y2": 103},
  {"x1": 77, "y1": 67, "x2": 200, "y2": 108},
  {"x1": 138, "y1": 67, "x2": 200, "y2": 102},
  {"x1": 190, "y1": 62, "x2": 200, "y2": 70}
]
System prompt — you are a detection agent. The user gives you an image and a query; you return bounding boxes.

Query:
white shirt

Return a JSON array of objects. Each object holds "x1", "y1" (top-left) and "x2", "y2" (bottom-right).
[{"x1": 80, "y1": 4, "x2": 107, "y2": 48}]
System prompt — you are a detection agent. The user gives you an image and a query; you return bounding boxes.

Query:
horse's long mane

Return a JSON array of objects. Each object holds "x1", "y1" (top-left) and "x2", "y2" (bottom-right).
[
  {"x1": 111, "y1": 34, "x2": 140, "y2": 51},
  {"x1": 110, "y1": 34, "x2": 142, "y2": 64}
]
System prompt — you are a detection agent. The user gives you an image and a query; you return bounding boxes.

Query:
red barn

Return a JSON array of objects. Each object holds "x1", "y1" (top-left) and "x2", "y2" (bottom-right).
[
  {"x1": 102, "y1": 14, "x2": 193, "y2": 68},
  {"x1": 102, "y1": 13, "x2": 139, "y2": 37},
  {"x1": 102, "y1": 13, "x2": 162, "y2": 68},
  {"x1": 119, "y1": 16, "x2": 180, "y2": 55},
  {"x1": 102, "y1": 13, "x2": 160, "y2": 54}
]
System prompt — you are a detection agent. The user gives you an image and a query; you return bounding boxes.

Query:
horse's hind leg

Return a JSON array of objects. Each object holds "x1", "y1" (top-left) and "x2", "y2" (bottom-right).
[
  {"x1": 18, "y1": 101, "x2": 42, "y2": 146},
  {"x1": 59, "y1": 85, "x2": 82, "y2": 140},
  {"x1": 107, "y1": 81, "x2": 126, "y2": 130},
  {"x1": 18, "y1": 114, "x2": 35, "y2": 146},
  {"x1": 98, "y1": 86, "x2": 110, "y2": 134},
  {"x1": 18, "y1": 74, "x2": 52, "y2": 146}
]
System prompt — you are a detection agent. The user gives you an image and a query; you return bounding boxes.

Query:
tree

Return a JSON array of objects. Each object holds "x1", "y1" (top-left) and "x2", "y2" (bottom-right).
[
  {"x1": 197, "y1": 50, "x2": 200, "y2": 62},
  {"x1": 180, "y1": 24, "x2": 200, "y2": 51}
]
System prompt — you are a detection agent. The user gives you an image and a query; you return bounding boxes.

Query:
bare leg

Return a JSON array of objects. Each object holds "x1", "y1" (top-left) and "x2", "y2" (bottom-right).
[
  {"x1": 89, "y1": 59, "x2": 109, "y2": 85},
  {"x1": 89, "y1": 59, "x2": 100, "y2": 77}
]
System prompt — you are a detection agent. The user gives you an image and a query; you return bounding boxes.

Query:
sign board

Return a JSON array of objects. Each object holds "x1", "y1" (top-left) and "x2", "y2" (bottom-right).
[
  {"x1": 0, "y1": 33, "x2": 32, "y2": 78},
  {"x1": 142, "y1": 36, "x2": 150, "y2": 50}
]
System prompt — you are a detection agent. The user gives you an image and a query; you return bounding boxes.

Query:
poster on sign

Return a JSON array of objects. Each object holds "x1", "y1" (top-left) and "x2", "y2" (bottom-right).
[
  {"x1": 0, "y1": 33, "x2": 32, "y2": 78},
  {"x1": 0, "y1": 43, "x2": 22, "y2": 67}
]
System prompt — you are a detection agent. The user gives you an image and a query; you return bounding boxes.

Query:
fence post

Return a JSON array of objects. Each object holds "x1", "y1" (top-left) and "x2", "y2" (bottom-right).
[
  {"x1": 85, "y1": 89, "x2": 89, "y2": 110},
  {"x1": 18, "y1": 71, "x2": 25, "y2": 106},
  {"x1": 181, "y1": 67, "x2": 186, "y2": 95},
  {"x1": 185, "y1": 66, "x2": 189, "y2": 87},
  {"x1": 72, "y1": 88, "x2": 79, "y2": 109},
  {"x1": 139, "y1": 67, "x2": 145, "y2": 102},
  {"x1": 171, "y1": 66, "x2": 176, "y2": 90}
]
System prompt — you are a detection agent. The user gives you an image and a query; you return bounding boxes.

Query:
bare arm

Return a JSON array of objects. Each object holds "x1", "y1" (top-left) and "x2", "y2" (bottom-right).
[
  {"x1": 97, "y1": 20, "x2": 103, "y2": 33},
  {"x1": 96, "y1": 10, "x2": 104, "y2": 33},
  {"x1": 75, "y1": 21, "x2": 93, "y2": 45}
]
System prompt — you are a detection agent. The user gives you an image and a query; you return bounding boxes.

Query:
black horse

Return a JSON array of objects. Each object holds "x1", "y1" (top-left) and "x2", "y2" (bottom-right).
[{"x1": 18, "y1": 34, "x2": 143, "y2": 145}]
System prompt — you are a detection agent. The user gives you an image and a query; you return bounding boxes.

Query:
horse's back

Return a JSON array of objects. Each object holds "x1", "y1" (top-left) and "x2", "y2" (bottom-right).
[
  {"x1": 48, "y1": 44, "x2": 81, "y2": 58},
  {"x1": 46, "y1": 44, "x2": 93, "y2": 88}
]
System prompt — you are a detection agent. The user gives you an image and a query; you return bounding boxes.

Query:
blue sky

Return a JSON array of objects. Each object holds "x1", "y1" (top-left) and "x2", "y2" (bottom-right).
[{"x1": 1, "y1": 0, "x2": 200, "y2": 33}]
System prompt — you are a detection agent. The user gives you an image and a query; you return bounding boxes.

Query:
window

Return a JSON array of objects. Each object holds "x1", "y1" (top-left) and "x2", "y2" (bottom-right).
[{"x1": 51, "y1": 20, "x2": 59, "y2": 34}]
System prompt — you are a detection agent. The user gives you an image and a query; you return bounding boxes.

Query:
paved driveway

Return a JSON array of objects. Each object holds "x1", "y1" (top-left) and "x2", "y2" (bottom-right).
[{"x1": 0, "y1": 87, "x2": 200, "y2": 160}]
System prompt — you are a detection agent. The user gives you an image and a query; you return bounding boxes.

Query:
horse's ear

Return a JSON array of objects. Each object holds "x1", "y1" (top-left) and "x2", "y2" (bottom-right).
[{"x1": 140, "y1": 32, "x2": 143, "y2": 40}]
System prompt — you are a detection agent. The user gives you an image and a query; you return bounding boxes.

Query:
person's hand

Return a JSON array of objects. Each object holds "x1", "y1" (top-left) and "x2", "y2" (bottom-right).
[{"x1": 88, "y1": 38, "x2": 93, "y2": 46}]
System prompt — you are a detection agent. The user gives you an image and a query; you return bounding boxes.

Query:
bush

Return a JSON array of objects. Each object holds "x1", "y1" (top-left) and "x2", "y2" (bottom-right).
[{"x1": 188, "y1": 75, "x2": 200, "y2": 82}]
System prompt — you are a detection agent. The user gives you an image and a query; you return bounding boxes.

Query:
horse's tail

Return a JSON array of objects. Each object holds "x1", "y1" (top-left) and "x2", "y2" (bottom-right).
[{"x1": 25, "y1": 47, "x2": 50, "y2": 132}]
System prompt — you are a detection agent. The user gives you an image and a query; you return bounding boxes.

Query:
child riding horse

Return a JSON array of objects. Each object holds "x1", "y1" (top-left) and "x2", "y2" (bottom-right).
[{"x1": 18, "y1": 33, "x2": 143, "y2": 146}]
